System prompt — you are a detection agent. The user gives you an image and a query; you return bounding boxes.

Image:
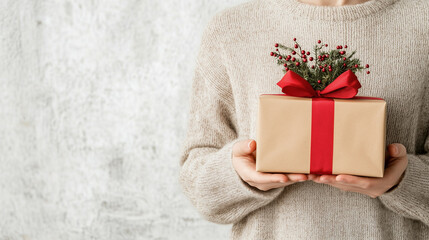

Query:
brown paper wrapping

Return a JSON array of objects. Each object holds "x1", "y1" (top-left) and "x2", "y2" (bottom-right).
[{"x1": 255, "y1": 95, "x2": 386, "y2": 177}]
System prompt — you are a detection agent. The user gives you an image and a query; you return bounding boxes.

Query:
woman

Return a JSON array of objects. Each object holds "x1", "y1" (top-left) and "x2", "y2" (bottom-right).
[{"x1": 179, "y1": 0, "x2": 429, "y2": 239}]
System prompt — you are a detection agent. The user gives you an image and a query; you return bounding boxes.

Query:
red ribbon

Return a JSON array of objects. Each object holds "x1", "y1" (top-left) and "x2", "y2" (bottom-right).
[
  {"x1": 310, "y1": 98, "x2": 335, "y2": 174},
  {"x1": 276, "y1": 70, "x2": 362, "y2": 174}
]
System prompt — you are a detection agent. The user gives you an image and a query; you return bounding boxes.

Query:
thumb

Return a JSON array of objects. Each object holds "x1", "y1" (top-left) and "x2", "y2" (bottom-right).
[
  {"x1": 388, "y1": 143, "x2": 407, "y2": 158},
  {"x1": 232, "y1": 139, "x2": 256, "y2": 157}
]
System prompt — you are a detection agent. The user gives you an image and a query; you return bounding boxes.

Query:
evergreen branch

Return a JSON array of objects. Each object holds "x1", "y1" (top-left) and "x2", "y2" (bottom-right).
[{"x1": 271, "y1": 39, "x2": 370, "y2": 91}]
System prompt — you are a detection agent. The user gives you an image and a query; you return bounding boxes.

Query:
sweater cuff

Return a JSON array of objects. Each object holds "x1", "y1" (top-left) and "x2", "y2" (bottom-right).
[
  {"x1": 191, "y1": 137, "x2": 285, "y2": 223},
  {"x1": 378, "y1": 154, "x2": 429, "y2": 220}
]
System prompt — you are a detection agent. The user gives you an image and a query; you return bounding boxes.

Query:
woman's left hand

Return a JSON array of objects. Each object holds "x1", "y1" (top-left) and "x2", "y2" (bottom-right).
[{"x1": 309, "y1": 143, "x2": 408, "y2": 198}]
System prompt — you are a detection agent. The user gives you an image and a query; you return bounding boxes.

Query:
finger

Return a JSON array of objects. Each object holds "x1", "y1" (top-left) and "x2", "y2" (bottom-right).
[
  {"x1": 251, "y1": 171, "x2": 289, "y2": 184},
  {"x1": 239, "y1": 163, "x2": 288, "y2": 184},
  {"x1": 336, "y1": 174, "x2": 361, "y2": 184},
  {"x1": 335, "y1": 174, "x2": 376, "y2": 189},
  {"x1": 316, "y1": 174, "x2": 337, "y2": 183},
  {"x1": 384, "y1": 144, "x2": 408, "y2": 177},
  {"x1": 232, "y1": 139, "x2": 256, "y2": 157},
  {"x1": 383, "y1": 155, "x2": 408, "y2": 184},
  {"x1": 286, "y1": 173, "x2": 308, "y2": 182},
  {"x1": 307, "y1": 174, "x2": 319, "y2": 180},
  {"x1": 312, "y1": 175, "x2": 322, "y2": 182},
  {"x1": 388, "y1": 143, "x2": 407, "y2": 158},
  {"x1": 233, "y1": 153, "x2": 289, "y2": 184}
]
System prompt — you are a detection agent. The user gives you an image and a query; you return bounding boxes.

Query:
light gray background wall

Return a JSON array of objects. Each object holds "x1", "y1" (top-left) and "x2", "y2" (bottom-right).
[{"x1": 0, "y1": 0, "x2": 248, "y2": 239}]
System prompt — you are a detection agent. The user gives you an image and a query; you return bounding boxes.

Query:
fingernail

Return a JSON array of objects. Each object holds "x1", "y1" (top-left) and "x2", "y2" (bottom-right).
[
  {"x1": 247, "y1": 140, "x2": 252, "y2": 150},
  {"x1": 393, "y1": 145, "x2": 398, "y2": 155}
]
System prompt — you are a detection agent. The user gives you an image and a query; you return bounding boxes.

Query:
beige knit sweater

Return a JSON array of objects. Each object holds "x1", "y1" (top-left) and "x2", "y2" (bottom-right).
[{"x1": 179, "y1": 0, "x2": 429, "y2": 239}]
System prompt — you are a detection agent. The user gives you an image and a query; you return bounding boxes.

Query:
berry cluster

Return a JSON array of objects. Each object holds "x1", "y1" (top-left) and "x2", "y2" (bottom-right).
[{"x1": 270, "y1": 38, "x2": 370, "y2": 91}]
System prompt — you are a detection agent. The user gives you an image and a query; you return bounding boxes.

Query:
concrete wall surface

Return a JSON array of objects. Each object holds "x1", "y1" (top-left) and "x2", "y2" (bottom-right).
[{"x1": 0, "y1": 0, "x2": 247, "y2": 239}]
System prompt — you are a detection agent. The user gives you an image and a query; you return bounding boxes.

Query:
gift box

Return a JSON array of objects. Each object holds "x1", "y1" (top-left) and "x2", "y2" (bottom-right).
[{"x1": 255, "y1": 70, "x2": 387, "y2": 177}]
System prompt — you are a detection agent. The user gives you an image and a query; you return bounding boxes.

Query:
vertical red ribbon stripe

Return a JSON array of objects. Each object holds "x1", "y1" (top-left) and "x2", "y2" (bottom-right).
[{"x1": 310, "y1": 98, "x2": 335, "y2": 175}]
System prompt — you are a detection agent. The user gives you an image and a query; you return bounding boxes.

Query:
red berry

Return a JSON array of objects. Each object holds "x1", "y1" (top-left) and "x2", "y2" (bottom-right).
[
  {"x1": 317, "y1": 80, "x2": 321, "y2": 84},
  {"x1": 285, "y1": 67, "x2": 289, "y2": 71},
  {"x1": 317, "y1": 40, "x2": 321, "y2": 43},
  {"x1": 339, "y1": 45, "x2": 343, "y2": 49},
  {"x1": 336, "y1": 46, "x2": 340, "y2": 49},
  {"x1": 319, "y1": 65, "x2": 323, "y2": 69},
  {"x1": 329, "y1": 68, "x2": 332, "y2": 72},
  {"x1": 318, "y1": 55, "x2": 322, "y2": 59},
  {"x1": 322, "y1": 68, "x2": 326, "y2": 72},
  {"x1": 293, "y1": 37, "x2": 296, "y2": 41},
  {"x1": 276, "y1": 49, "x2": 279, "y2": 51},
  {"x1": 365, "y1": 64, "x2": 369, "y2": 68},
  {"x1": 292, "y1": 57, "x2": 296, "y2": 61},
  {"x1": 344, "y1": 45, "x2": 348, "y2": 48},
  {"x1": 326, "y1": 54, "x2": 329, "y2": 58},
  {"x1": 270, "y1": 52, "x2": 274, "y2": 56},
  {"x1": 303, "y1": 58, "x2": 307, "y2": 62},
  {"x1": 301, "y1": 50, "x2": 305, "y2": 54},
  {"x1": 275, "y1": 43, "x2": 279, "y2": 47},
  {"x1": 284, "y1": 63, "x2": 287, "y2": 67},
  {"x1": 279, "y1": 56, "x2": 282, "y2": 59},
  {"x1": 354, "y1": 64, "x2": 359, "y2": 68},
  {"x1": 296, "y1": 62, "x2": 300, "y2": 66},
  {"x1": 287, "y1": 55, "x2": 291, "y2": 59},
  {"x1": 343, "y1": 63, "x2": 347, "y2": 67},
  {"x1": 294, "y1": 44, "x2": 298, "y2": 48},
  {"x1": 328, "y1": 65, "x2": 332, "y2": 68},
  {"x1": 343, "y1": 57, "x2": 347, "y2": 61},
  {"x1": 325, "y1": 44, "x2": 328, "y2": 47},
  {"x1": 306, "y1": 51, "x2": 310, "y2": 55},
  {"x1": 324, "y1": 64, "x2": 327, "y2": 67},
  {"x1": 367, "y1": 71, "x2": 370, "y2": 74},
  {"x1": 340, "y1": 51, "x2": 344, "y2": 55},
  {"x1": 311, "y1": 65, "x2": 315, "y2": 69},
  {"x1": 292, "y1": 51, "x2": 296, "y2": 55},
  {"x1": 309, "y1": 57, "x2": 313, "y2": 61}
]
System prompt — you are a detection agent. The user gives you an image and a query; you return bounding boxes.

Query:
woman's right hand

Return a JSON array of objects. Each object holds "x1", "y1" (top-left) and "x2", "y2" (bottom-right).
[{"x1": 232, "y1": 139, "x2": 309, "y2": 191}]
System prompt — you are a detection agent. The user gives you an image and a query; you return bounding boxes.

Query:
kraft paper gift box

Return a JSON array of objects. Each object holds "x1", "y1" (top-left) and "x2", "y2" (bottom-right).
[{"x1": 255, "y1": 70, "x2": 387, "y2": 178}]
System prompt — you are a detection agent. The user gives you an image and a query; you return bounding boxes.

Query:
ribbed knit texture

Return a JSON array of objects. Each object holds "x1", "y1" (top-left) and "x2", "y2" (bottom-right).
[{"x1": 179, "y1": 0, "x2": 429, "y2": 239}]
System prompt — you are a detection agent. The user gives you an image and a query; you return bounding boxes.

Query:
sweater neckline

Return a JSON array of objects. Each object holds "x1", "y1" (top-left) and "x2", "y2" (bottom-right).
[{"x1": 272, "y1": 0, "x2": 400, "y2": 21}]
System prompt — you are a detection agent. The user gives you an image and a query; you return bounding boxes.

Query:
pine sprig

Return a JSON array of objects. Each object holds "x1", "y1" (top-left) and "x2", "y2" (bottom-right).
[{"x1": 270, "y1": 38, "x2": 370, "y2": 91}]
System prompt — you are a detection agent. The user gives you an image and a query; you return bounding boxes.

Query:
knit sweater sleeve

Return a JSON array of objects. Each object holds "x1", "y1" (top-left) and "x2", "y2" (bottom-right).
[
  {"x1": 378, "y1": 134, "x2": 429, "y2": 226},
  {"x1": 178, "y1": 14, "x2": 284, "y2": 224}
]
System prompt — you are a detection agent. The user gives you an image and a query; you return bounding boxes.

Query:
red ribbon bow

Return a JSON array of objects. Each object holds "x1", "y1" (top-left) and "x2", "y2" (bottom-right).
[{"x1": 276, "y1": 69, "x2": 362, "y2": 99}]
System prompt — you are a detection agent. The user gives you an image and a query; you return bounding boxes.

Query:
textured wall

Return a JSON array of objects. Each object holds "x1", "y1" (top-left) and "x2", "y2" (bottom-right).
[{"x1": 0, "y1": 0, "x2": 247, "y2": 239}]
